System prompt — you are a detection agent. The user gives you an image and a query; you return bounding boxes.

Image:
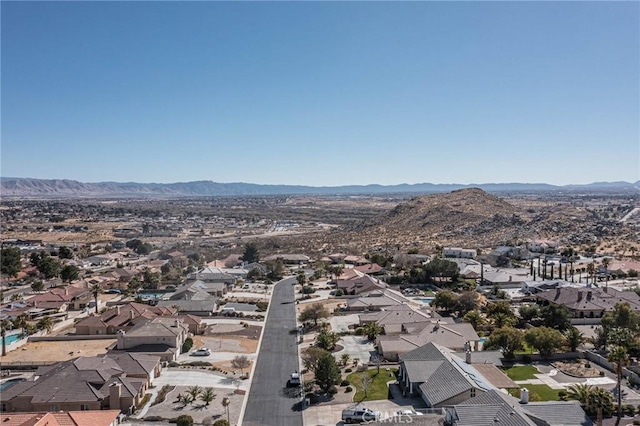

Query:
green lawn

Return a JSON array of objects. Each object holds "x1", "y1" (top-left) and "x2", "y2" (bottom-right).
[
  {"x1": 502, "y1": 365, "x2": 539, "y2": 381},
  {"x1": 509, "y1": 384, "x2": 560, "y2": 401},
  {"x1": 346, "y1": 368, "x2": 398, "y2": 402}
]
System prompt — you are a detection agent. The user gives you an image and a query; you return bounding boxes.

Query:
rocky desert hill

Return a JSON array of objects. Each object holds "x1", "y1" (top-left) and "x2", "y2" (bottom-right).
[{"x1": 289, "y1": 188, "x2": 627, "y2": 254}]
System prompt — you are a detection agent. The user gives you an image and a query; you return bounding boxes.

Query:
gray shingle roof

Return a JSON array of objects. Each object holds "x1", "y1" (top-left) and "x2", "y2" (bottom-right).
[
  {"x1": 523, "y1": 401, "x2": 593, "y2": 426},
  {"x1": 400, "y1": 342, "x2": 447, "y2": 361},
  {"x1": 420, "y1": 361, "x2": 476, "y2": 406}
]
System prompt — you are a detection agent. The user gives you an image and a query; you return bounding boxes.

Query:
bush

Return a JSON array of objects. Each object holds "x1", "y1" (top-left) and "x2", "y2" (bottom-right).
[
  {"x1": 354, "y1": 327, "x2": 364, "y2": 336},
  {"x1": 328, "y1": 386, "x2": 338, "y2": 394},
  {"x1": 184, "y1": 361, "x2": 212, "y2": 367},
  {"x1": 151, "y1": 385, "x2": 174, "y2": 406},
  {"x1": 345, "y1": 386, "x2": 353, "y2": 392},
  {"x1": 340, "y1": 380, "x2": 350, "y2": 386},
  {"x1": 585, "y1": 362, "x2": 591, "y2": 368},
  {"x1": 213, "y1": 420, "x2": 230, "y2": 426},
  {"x1": 521, "y1": 354, "x2": 532, "y2": 364},
  {"x1": 624, "y1": 405, "x2": 636, "y2": 416},
  {"x1": 558, "y1": 390, "x2": 568, "y2": 401},
  {"x1": 306, "y1": 393, "x2": 319, "y2": 404},
  {"x1": 168, "y1": 361, "x2": 179, "y2": 368},
  {"x1": 344, "y1": 368, "x2": 352, "y2": 373},
  {"x1": 600, "y1": 371, "x2": 605, "y2": 376},
  {"x1": 175, "y1": 415, "x2": 194, "y2": 426},
  {"x1": 181, "y1": 337, "x2": 193, "y2": 353},
  {"x1": 145, "y1": 416, "x2": 164, "y2": 422}
]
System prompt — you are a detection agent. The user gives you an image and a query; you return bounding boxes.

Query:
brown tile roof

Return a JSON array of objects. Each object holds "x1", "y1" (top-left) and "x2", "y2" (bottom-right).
[{"x1": 0, "y1": 410, "x2": 121, "y2": 426}]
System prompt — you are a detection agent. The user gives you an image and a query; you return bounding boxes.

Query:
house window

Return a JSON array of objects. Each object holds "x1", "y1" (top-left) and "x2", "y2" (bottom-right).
[
  {"x1": 470, "y1": 389, "x2": 476, "y2": 397},
  {"x1": 80, "y1": 404, "x2": 90, "y2": 411}
]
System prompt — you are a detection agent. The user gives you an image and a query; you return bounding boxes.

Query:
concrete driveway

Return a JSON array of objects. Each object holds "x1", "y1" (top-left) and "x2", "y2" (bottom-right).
[
  {"x1": 336, "y1": 336, "x2": 376, "y2": 364},
  {"x1": 303, "y1": 400, "x2": 436, "y2": 426},
  {"x1": 153, "y1": 369, "x2": 250, "y2": 391}
]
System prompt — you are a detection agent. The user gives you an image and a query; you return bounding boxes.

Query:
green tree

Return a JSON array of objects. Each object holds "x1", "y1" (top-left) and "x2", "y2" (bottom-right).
[
  {"x1": 299, "y1": 304, "x2": 329, "y2": 327},
  {"x1": 313, "y1": 352, "x2": 341, "y2": 394},
  {"x1": 296, "y1": 272, "x2": 307, "y2": 286},
  {"x1": 539, "y1": 303, "x2": 571, "y2": 332},
  {"x1": 1, "y1": 319, "x2": 13, "y2": 356},
  {"x1": 60, "y1": 265, "x2": 80, "y2": 283},
  {"x1": 518, "y1": 304, "x2": 540, "y2": 323},
  {"x1": 175, "y1": 415, "x2": 194, "y2": 426},
  {"x1": 492, "y1": 312, "x2": 516, "y2": 328},
  {"x1": 485, "y1": 301, "x2": 513, "y2": 318},
  {"x1": 265, "y1": 260, "x2": 285, "y2": 281},
  {"x1": 187, "y1": 386, "x2": 202, "y2": 404},
  {"x1": 1, "y1": 247, "x2": 22, "y2": 277},
  {"x1": 58, "y1": 246, "x2": 74, "y2": 259},
  {"x1": 316, "y1": 328, "x2": 340, "y2": 351},
  {"x1": 91, "y1": 284, "x2": 102, "y2": 314},
  {"x1": 31, "y1": 280, "x2": 45, "y2": 292},
  {"x1": 565, "y1": 327, "x2": 585, "y2": 352},
  {"x1": 302, "y1": 346, "x2": 330, "y2": 372},
  {"x1": 341, "y1": 353, "x2": 350, "y2": 366},
  {"x1": 13, "y1": 314, "x2": 28, "y2": 337},
  {"x1": 182, "y1": 337, "x2": 193, "y2": 353},
  {"x1": 37, "y1": 255, "x2": 62, "y2": 279},
  {"x1": 431, "y1": 290, "x2": 458, "y2": 314},
  {"x1": 424, "y1": 258, "x2": 459, "y2": 282},
  {"x1": 456, "y1": 291, "x2": 481, "y2": 316},
  {"x1": 142, "y1": 267, "x2": 160, "y2": 290},
  {"x1": 363, "y1": 322, "x2": 383, "y2": 342},
  {"x1": 37, "y1": 317, "x2": 53, "y2": 333},
  {"x1": 462, "y1": 310, "x2": 484, "y2": 330},
  {"x1": 199, "y1": 387, "x2": 216, "y2": 406},
  {"x1": 524, "y1": 326, "x2": 565, "y2": 358},
  {"x1": 601, "y1": 302, "x2": 640, "y2": 334},
  {"x1": 231, "y1": 355, "x2": 251, "y2": 378},
  {"x1": 483, "y1": 327, "x2": 524, "y2": 359},
  {"x1": 242, "y1": 242, "x2": 260, "y2": 264},
  {"x1": 588, "y1": 387, "x2": 614, "y2": 426},
  {"x1": 221, "y1": 397, "x2": 231, "y2": 425}
]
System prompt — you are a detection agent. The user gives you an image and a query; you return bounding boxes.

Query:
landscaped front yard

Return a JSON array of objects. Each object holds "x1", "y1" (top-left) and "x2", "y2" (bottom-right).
[
  {"x1": 502, "y1": 365, "x2": 539, "y2": 381},
  {"x1": 346, "y1": 368, "x2": 398, "y2": 402}
]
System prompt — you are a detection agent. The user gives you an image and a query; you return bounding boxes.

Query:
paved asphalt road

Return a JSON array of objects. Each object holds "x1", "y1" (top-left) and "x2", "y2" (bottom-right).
[{"x1": 243, "y1": 277, "x2": 304, "y2": 426}]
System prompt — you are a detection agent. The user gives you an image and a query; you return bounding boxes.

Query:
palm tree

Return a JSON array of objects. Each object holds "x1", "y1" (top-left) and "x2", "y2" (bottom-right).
[
  {"x1": 567, "y1": 383, "x2": 593, "y2": 406},
  {"x1": 91, "y1": 284, "x2": 102, "y2": 314},
  {"x1": 588, "y1": 387, "x2": 614, "y2": 426},
  {"x1": 586, "y1": 263, "x2": 596, "y2": 286},
  {"x1": 1, "y1": 319, "x2": 13, "y2": 356},
  {"x1": 24, "y1": 323, "x2": 37, "y2": 336},
  {"x1": 13, "y1": 314, "x2": 28, "y2": 338},
  {"x1": 198, "y1": 387, "x2": 216, "y2": 406},
  {"x1": 222, "y1": 397, "x2": 231, "y2": 424},
  {"x1": 187, "y1": 385, "x2": 202, "y2": 404},
  {"x1": 463, "y1": 310, "x2": 484, "y2": 330},
  {"x1": 565, "y1": 327, "x2": 585, "y2": 352},
  {"x1": 492, "y1": 312, "x2": 514, "y2": 328},
  {"x1": 37, "y1": 317, "x2": 53, "y2": 333},
  {"x1": 608, "y1": 345, "x2": 628, "y2": 422}
]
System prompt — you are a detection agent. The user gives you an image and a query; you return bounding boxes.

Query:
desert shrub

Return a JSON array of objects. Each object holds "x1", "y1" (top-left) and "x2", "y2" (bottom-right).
[
  {"x1": 345, "y1": 386, "x2": 353, "y2": 392},
  {"x1": 344, "y1": 368, "x2": 352, "y2": 373},
  {"x1": 175, "y1": 415, "x2": 193, "y2": 426},
  {"x1": 168, "y1": 361, "x2": 179, "y2": 367},
  {"x1": 145, "y1": 416, "x2": 164, "y2": 422},
  {"x1": 212, "y1": 420, "x2": 230, "y2": 426},
  {"x1": 151, "y1": 385, "x2": 174, "y2": 406},
  {"x1": 340, "y1": 380, "x2": 350, "y2": 386},
  {"x1": 328, "y1": 386, "x2": 338, "y2": 394},
  {"x1": 558, "y1": 390, "x2": 568, "y2": 400},
  {"x1": 354, "y1": 327, "x2": 364, "y2": 336},
  {"x1": 184, "y1": 361, "x2": 212, "y2": 367}
]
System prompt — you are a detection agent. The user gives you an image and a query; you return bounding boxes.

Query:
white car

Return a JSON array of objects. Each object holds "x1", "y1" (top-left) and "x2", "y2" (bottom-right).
[
  {"x1": 191, "y1": 347, "x2": 211, "y2": 356},
  {"x1": 341, "y1": 406, "x2": 381, "y2": 424},
  {"x1": 395, "y1": 409, "x2": 424, "y2": 417}
]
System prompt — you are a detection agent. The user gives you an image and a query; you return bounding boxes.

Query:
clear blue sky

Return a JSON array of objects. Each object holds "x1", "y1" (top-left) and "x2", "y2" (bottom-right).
[{"x1": 2, "y1": 1, "x2": 638, "y2": 186}]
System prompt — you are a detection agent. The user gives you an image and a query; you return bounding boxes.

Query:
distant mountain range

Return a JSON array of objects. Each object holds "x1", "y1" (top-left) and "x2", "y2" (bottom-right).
[{"x1": 0, "y1": 177, "x2": 638, "y2": 197}]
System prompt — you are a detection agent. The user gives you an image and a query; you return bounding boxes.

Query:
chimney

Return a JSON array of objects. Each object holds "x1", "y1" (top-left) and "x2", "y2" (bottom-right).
[
  {"x1": 65, "y1": 288, "x2": 69, "y2": 296},
  {"x1": 587, "y1": 291, "x2": 592, "y2": 301},
  {"x1": 129, "y1": 310, "x2": 135, "y2": 320},
  {"x1": 464, "y1": 341, "x2": 471, "y2": 352},
  {"x1": 109, "y1": 383, "x2": 122, "y2": 411},
  {"x1": 520, "y1": 388, "x2": 529, "y2": 404},
  {"x1": 577, "y1": 291, "x2": 583, "y2": 302},
  {"x1": 465, "y1": 350, "x2": 472, "y2": 364},
  {"x1": 174, "y1": 319, "x2": 180, "y2": 328},
  {"x1": 116, "y1": 305, "x2": 121, "y2": 315}
]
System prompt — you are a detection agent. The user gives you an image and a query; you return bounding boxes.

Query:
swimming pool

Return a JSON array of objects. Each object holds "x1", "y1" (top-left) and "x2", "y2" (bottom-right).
[
  {"x1": 0, "y1": 378, "x2": 25, "y2": 391},
  {"x1": 421, "y1": 297, "x2": 434, "y2": 304},
  {"x1": 2, "y1": 333, "x2": 25, "y2": 346}
]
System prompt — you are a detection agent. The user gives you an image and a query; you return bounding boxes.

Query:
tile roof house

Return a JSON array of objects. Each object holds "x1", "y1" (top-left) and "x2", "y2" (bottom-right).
[
  {"x1": 397, "y1": 342, "x2": 495, "y2": 407},
  {"x1": 0, "y1": 354, "x2": 160, "y2": 415},
  {"x1": 115, "y1": 317, "x2": 188, "y2": 361},
  {"x1": 536, "y1": 286, "x2": 640, "y2": 319},
  {"x1": 27, "y1": 285, "x2": 90, "y2": 312},
  {"x1": 359, "y1": 304, "x2": 432, "y2": 334},
  {"x1": 337, "y1": 270, "x2": 387, "y2": 296},
  {"x1": 186, "y1": 267, "x2": 236, "y2": 285},
  {"x1": 0, "y1": 410, "x2": 121, "y2": 426},
  {"x1": 262, "y1": 254, "x2": 310, "y2": 265},
  {"x1": 353, "y1": 263, "x2": 385, "y2": 275},
  {"x1": 75, "y1": 302, "x2": 177, "y2": 336},
  {"x1": 378, "y1": 320, "x2": 480, "y2": 361},
  {"x1": 444, "y1": 388, "x2": 592, "y2": 426},
  {"x1": 346, "y1": 291, "x2": 403, "y2": 312}
]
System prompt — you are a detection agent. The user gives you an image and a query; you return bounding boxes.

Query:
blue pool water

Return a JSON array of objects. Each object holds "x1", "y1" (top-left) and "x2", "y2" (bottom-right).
[
  {"x1": 421, "y1": 297, "x2": 434, "y2": 304},
  {"x1": 0, "y1": 378, "x2": 24, "y2": 391},
  {"x1": 479, "y1": 337, "x2": 488, "y2": 344},
  {"x1": 2, "y1": 333, "x2": 25, "y2": 346}
]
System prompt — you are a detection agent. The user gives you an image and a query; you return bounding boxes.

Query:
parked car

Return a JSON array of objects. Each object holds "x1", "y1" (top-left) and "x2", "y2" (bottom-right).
[
  {"x1": 395, "y1": 409, "x2": 424, "y2": 417},
  {"x1": 191, "y1": 347, "x2": 211, "y2": 356},
  {"x1": 341, "y1": 406, "x2": 381, "y2": 424},
  {"x1": 287, "y1": 371, "x2": 301, "y2": 387}
]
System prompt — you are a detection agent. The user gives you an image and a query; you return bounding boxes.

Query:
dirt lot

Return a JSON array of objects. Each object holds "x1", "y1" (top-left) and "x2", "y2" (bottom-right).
[
  {"x1": 191, "y1": 336, "x2": 258, "y2": 354},
  {"x1": 0, "y1": 339, "x2": 116, "y2": 364}
]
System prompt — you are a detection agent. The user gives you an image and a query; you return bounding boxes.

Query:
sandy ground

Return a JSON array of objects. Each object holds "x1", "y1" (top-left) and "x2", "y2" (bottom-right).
[
  {"x1": 192, "y1": 336, "x2": 258, "y2": 354},
  {"x1": 0, "y1": 339, "x2": 116, "y2": 364}
]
